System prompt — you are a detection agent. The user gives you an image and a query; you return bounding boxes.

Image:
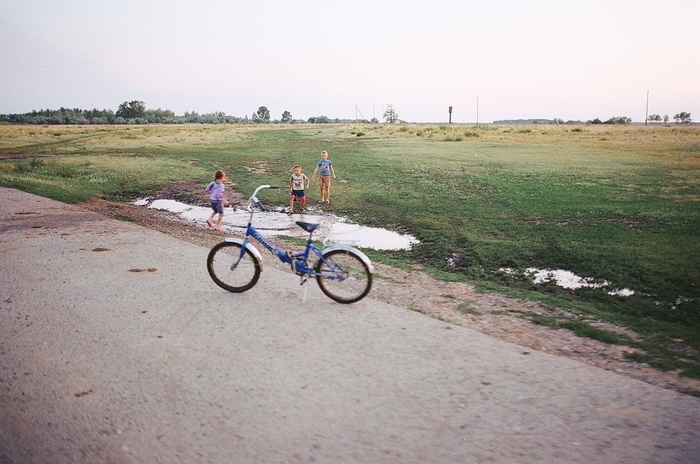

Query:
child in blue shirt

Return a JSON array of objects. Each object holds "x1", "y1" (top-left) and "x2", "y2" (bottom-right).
[{"x1": 311, "y1": 150, "x2": 336, "y2": 204}]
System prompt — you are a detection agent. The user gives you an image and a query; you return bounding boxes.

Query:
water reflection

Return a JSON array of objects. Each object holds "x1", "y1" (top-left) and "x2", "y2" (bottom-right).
[{"x1": 140, "y1": 199, "x2": 419, "y2": 251}]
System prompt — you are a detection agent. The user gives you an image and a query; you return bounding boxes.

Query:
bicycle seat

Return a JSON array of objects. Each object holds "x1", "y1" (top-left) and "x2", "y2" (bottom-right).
[{"x1": 296, "y1": 221, "x2": 320, "y2": 233}]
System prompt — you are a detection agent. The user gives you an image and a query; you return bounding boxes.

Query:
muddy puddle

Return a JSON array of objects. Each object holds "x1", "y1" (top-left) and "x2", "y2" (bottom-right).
[
  {"x1": 500, "y1": 267, "x2": 634, "y2": 296},
  {"x1": 138, "y1": 199, "x2": 419, "y2": 251},
  {"x1": 136, "y1": 198, "x2": 635, "y2": 295}
]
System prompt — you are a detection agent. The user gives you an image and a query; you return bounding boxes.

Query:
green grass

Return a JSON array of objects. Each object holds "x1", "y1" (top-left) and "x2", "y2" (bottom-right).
[
  {"x1": 1, "y1": 122, "x2": 699, "y2": 380},
  {"x1": 525, "y1": 312, "x2": 626, "y2": 344}
]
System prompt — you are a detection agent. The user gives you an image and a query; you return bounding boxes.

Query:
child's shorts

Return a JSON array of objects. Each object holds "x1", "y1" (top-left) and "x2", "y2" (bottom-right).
[
  {"x1": 210, "y1": 200, "x2": 224, "y2": 215},
  {"x1": 290, "y1": 190, "x2": 305, "y2": 200},
  {"x1": 317, "y1": 176, "x2": 330, "y2": 188}
]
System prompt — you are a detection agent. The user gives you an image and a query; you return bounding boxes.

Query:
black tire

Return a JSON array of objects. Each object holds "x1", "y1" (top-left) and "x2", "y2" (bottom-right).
[
  {"x1": 315, "y1": 250, "x2": 372, "y2": 303},
  {"x1": 207, "y1": 242, "x2": 261, "y2": 293}
]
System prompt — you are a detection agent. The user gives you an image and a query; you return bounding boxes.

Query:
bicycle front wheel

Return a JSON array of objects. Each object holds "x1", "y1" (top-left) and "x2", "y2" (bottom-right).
[
  {"x1": 207, "y1": 242, "x2": 261, "y2": 293},
  {"x1": 315, "y1": 250, "x2": 372, "y2": 304}
]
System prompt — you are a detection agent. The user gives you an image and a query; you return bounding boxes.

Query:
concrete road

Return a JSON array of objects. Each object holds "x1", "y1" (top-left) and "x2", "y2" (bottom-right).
[{"x1": 1, "y1": 186, "x2": 699, "y2": 464}]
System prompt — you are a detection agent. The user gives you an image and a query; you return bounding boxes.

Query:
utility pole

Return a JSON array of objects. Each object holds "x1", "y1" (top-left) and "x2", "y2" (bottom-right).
[
  {"x1": 645, "y1": 90, "x2": 649, "y2": 126},
  {"x1": 476, "y1": 96, "x2": 479, "y2": 126},
  {"x1": 448, "y1": 106, "x2": 452, "y2": 124}
]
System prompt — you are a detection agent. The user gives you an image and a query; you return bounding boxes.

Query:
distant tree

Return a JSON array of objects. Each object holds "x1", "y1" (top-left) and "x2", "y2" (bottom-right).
[
  {"x1": 673, "y1": 112, "x2": 692, "y2": 124},
  {"x1": 281, "y1": 110, "x2": 292, "y2": 123},
  {"x1": 308, "y1": 115, "x2": 330, "y2": 124},
  {"x1": 603, "y1": 116, "x2": 632, "y2": 125},
  {"x1": 383, "y1": 104, "x2": 399, "y2": 124},
  {"x1": 647, "y1": 114, "x2": 662, "y2": 123},
  {"x1": 145, "y1": 108, "x2": 175, "y2": 123},
  {"x1": 252, "y1": 106, "x2": 270, "y2": 123},
  {"x1": 116, "y1": 100, "x2": 146, "y2": 119},
  {"x1": 663, "y1": 114, "x2": 670, "y2": 123},
  {"x1": 588, "y1": 116, "x2": 631, "y2": 125}
]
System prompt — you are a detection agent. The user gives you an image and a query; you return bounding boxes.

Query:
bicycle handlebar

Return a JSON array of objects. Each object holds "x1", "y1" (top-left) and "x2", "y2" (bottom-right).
[
  {"x1": 251, "y1": 184, "x2": 280, "y2": 197},
  {"x1": 246, "y1": 185, "x2": 281, "y2": 212}
]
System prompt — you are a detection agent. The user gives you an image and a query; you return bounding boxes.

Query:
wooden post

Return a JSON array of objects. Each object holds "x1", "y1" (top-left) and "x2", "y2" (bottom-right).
[{"x1": 448, "y1": 106, "x2": 452, "y2": 124}]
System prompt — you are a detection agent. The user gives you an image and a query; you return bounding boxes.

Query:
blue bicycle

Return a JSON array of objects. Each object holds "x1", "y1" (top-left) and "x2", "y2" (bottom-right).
[{"x1": 207, "y1": 185, "x2": 374, "y2": 304}]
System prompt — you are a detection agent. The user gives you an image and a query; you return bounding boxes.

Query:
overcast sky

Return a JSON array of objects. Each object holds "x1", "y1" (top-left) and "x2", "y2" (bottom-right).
[{"x1": 1, "y1": 0, "x2": 698, "y2": 123}]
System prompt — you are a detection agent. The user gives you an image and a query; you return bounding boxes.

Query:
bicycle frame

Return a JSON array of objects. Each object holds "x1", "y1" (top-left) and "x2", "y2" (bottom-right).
[{"x1": 225, "y1": 185, "x2": 367, "y2": 281}]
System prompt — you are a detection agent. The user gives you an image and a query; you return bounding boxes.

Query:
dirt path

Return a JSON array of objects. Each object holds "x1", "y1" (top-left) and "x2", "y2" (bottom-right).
[
  {"x1": 2, "y1": 187, "x2": 700, "y2": 463},
  {"x1": 78, "y1": 184, "x2": 700, "y2": 396}
]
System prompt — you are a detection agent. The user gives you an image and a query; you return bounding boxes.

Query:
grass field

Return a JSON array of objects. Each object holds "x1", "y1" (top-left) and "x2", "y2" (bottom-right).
[{"x1": 1, "y1": 122, "x2": 699, "y2": 383}]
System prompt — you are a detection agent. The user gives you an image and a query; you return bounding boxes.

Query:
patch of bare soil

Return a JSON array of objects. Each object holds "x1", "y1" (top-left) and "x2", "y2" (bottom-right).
[{"x1": 78, "y1": 183, "x2": 700, "y2": 396}]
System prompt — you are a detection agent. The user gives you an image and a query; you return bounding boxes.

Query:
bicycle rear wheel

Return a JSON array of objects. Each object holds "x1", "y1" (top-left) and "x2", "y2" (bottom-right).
[
  {"x1": 207, "y1": 242, "x2": 261, "y2": 292},
  {"x1": 315, "y1": 250, "x2": 372, "y2": 303}
]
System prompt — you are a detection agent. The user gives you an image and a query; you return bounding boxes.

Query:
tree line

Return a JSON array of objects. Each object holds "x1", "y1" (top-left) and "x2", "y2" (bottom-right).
[
  {"x1": 0, "y1": 102, "x2": 245, "y2": 125},
  {"x1": 0, "y1": 101, "x2": 354, "y2": 125},
  {"x1": 0, "y1": 101, "x2": 693, "y2": 125}
]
